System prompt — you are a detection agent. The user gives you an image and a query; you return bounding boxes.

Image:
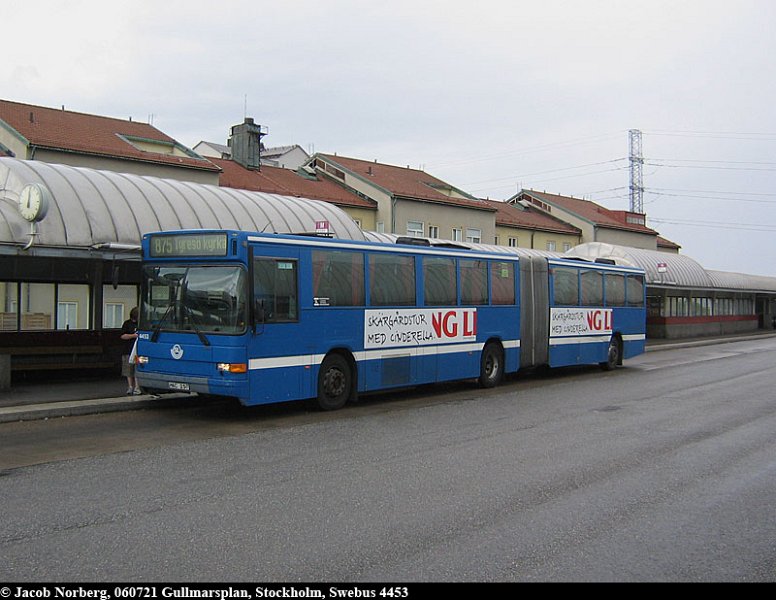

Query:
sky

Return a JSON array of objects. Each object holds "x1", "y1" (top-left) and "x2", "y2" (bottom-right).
[{"x1": 3, "y1": 0, "x2": 776, "y2": 275}]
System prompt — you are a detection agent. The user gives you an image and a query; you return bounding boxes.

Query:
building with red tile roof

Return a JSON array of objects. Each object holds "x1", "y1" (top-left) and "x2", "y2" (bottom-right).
[
  {"x1": 212, "y1": 157, "x2": 377, "y2": 229},
  {"x1": 310, "y1": 153, "x2": 496, "y2": 242},
  {"x1": 483, "y1": 198, "x2": 582, "y2": 251},
  {"x1": 656, "y1": 236, "x2": 681, "y2": 253},
  {"x1": 510, "y1": 189, "x2": 664, "y2": 251},
  {"x1": 0, "y1": 99, "x2": 219, "y2": 183}
]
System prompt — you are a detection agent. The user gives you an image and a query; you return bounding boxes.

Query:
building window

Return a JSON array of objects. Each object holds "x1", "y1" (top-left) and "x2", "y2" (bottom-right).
[
  {"x1": 57, "y1": 284, "x2": 89, "y2": 330},
  {"x1": 563, "y1": 242, "x2": 572, "y2": 252},
  {"x1": 452, "y1": 228, "x2": 462, "y2": 242},
  {"x1": 20, "y1": 283, "x2": 54, "y2": 330},
  {"x1": 103, "y1": 285, "x2": 138, "y2": 329},
  {"x1": 407, "y1": 221, "x2": 424, "y2": 238},
  {"x1": 546, "y1": 241, "x2": 557, "y2": 251},
  {"x1": 0, "y1": 282, "x2": 18, "y2": 330},
  {"x1": 57, "y1": 302, "x2": 78, "y2": 330},
  {"x1": 428, "y1": 225, "x2": 439, "y2": 239},
  {"x1": 508, "y1": 237, "x2": 517, "y2": 247},
  {"x1": 465, "y1": 228, "x2": 481, "y2": 244},
  {"x1": 376, "y1": 222, "x2": 385, "y2": 234},
  {"x1": 104, "y1": 303, "x2": 125, "y2": 329}
]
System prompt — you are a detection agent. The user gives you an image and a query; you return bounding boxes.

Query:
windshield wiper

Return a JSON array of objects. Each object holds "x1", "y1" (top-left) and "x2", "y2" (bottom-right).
[
  {"x1": 150, "y1": 301, "x2": 175, "y2": 343},
  {"x1": 183, "y1": 304, "x2": 211, "y2": 347},
  {"x1": 150, "y1": 271, "x2": 184, "y2": 343}
]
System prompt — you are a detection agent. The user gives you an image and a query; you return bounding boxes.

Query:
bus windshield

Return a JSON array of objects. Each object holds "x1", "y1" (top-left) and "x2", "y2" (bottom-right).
[{"x1": 140, "y1": 265, "x2": 248, "y2": 335}]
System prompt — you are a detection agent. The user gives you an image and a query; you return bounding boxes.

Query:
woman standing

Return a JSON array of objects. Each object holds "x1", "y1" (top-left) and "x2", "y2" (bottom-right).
[{"x1": 120, "y1": 307, "x2": 141, "y2": 395}]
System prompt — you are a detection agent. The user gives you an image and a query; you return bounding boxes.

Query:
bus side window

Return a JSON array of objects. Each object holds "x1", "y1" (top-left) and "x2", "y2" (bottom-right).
[
  {"x1": 253, "y1": 258, "x2": 298, "y2": 322},
  {"x1": 627, "y1": 275, "x2": 645, "y2": 307},
  {"x1": 460, "y1": 259, "x2": 488, "y2": 306},
  {"x1": 581, "y1": 270, "x2": 603, "y2": 307},
  {"x1": 605, "y1": 273, "x2": 626, "y2": 307},
  {"x1": 369, "y1": 254, "x2": 415, "y2": 306},
  {"x1": 552, "y1": 267, "x2": 579, "y2": 306},
  {"x1": 491, "y1": 261, "x2": 516, "y2": 305},
  {"x1": 424, "y1": 257, "x2": 457, "y2": 306},
  {"x1": 312, "y1": 250, "x2": 365, "y2": 306}
]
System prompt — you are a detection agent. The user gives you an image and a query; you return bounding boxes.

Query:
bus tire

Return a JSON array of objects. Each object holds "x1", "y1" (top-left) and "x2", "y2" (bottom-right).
[
  {"x1": 317, "y1": 353, "x2": 352, "y2": 411},
  {"x1": 601, "y1": 336, "x2": 621, "y2": 371},
  {"x1": 479, "y1": 342, "x2": 504, "y2": 388}
]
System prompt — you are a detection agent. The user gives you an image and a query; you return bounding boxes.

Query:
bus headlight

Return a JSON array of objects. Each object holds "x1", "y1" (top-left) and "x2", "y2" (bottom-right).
[
  {"x1": 136, "y1": 356, "x2": 149, "y2": 365},
  {"x1": 217, "y1": 363, "x2": 247, "y2": 374}
]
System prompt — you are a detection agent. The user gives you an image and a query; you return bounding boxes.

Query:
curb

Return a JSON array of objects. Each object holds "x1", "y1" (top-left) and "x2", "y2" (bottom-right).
[
  {"x1": 645, "y1": 332, "x2": 776, "y2": 352},
  {"x1": 1, "y1": 333, "x2": 774, "y2": 424},
  {"x1": 0, "y1": 392, "x2": 195, "y2": 424}
]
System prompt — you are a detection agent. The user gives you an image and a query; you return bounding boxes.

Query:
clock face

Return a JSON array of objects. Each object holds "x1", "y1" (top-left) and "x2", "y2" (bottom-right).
[{"x1": 18, "y1": 183, "x2": 50, "y2": 222}]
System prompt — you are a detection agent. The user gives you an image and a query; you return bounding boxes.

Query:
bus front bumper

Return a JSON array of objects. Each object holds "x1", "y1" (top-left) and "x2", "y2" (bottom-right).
[{"x1": 136, "y1": 371, "x2": 248, "y2": 401}]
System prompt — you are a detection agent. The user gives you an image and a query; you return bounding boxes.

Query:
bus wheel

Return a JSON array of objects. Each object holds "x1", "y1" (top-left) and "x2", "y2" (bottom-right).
[
  {"x1": 601, "y1": 336, "x2": 621, "y2": 371},
  {"x1": 479, "y1": 342, "x2": 504, "y2": 388},
  {"x1": 317, "y1": 354, "x2": 351, "y2": 411}
]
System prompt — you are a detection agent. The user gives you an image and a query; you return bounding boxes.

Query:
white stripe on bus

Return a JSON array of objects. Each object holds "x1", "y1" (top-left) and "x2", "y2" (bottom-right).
[{"x1": 248, "y1": 339, "x2": 520, "y2": 371}]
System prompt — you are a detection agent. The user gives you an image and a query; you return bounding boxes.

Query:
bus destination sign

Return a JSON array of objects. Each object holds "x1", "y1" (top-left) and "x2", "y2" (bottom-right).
[{"x1": 149, "y1": 233, "x2": 229, "y2": 258}]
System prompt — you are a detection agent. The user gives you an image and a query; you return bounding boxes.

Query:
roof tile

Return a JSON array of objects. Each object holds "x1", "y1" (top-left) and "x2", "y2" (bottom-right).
[
  {"x1": 517, "y1": 190, "x2": 658, "y2": 235},
  {"x1": 318, "y1": 154, "x2": 495, "y2": 212},
  {"x1": 483, "y1": 198, "x2": 581, "y2": 235},
  {"x1": 213, "y1": 158, "x2": 376, "y2": 209},
  {"x1": 0, "y1": 99, "x2": 219, "y2": 171}
]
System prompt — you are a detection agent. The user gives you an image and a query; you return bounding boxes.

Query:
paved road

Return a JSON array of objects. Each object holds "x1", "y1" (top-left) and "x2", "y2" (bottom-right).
[{"x1": 2, "y1": 338, "x2": 776, "y2": 581}]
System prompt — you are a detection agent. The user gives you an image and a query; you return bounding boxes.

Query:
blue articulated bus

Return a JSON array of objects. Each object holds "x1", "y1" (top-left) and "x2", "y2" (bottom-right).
[{"x1": 136, "y1": 229, "x2": 646, "y2": 410}]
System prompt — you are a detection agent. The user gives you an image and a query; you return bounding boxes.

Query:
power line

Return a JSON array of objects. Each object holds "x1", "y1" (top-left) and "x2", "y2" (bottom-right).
[
  {"x1": 643, "y1": 129, "x2": 776, "y2": 141},
  {"x1": 526, "y1": 165, "x2": 629, "y2": 185},
  {"x1": 649, "y1": 187, "x2": 776, "y2": 197},
  {"x1": 648, "y1": 158, "x2": 776, "y2": 166},
  {"x1": 649, "y1": 217, "x2": 776, "y2": 232},
  {"x1": 647, "y1": 190, "x2": 776, "y2": 204},
  {"x1": 461, "y1": 158, "x2": 626, "y2": 187},
  {"x1": 646, "y1": 160, "x2": 776, "y2": 172},
  {"x1": 428, "y1": 131, "x2": 625, "y2": 170}
]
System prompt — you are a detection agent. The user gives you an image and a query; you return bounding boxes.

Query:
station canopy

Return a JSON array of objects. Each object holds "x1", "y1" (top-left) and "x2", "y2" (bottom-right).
[
  {"x1": 569, "y1": 242, "x2": 776, "y2": 293},
  {"x1": 0, "y1": 158, "x2": 365, "y2": 257}
]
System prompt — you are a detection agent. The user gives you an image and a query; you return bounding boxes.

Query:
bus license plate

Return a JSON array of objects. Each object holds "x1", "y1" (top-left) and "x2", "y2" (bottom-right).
[{"x1": 168, "y1": 382, "x2": 190, "y2": 391}]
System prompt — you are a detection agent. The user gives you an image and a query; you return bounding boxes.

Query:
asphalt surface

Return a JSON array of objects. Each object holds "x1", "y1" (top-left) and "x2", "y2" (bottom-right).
[
  {"x1": 0, "y1": 331, "x2": 773, "y2": 423},
  {"x1": 2, "y1": 334, "x2": 776, "y2": 581}
]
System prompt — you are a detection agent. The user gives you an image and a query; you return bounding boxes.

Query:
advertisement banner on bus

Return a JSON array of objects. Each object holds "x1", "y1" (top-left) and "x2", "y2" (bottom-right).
[
  {"x1": 365, "y1": 308, "x2": 477, "y2": 349},
  {"x1": 550, "y1": 307, "x2": 613, "y2": 337}
]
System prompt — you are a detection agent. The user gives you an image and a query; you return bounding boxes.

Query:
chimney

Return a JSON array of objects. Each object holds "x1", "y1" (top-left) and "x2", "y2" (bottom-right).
[{"x1": 228, "y1": 117, "x2": 265, "y2": 170}]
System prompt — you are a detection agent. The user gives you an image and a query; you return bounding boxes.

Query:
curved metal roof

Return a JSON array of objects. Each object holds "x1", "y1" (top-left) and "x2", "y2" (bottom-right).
[
  {"x1": 567, "y1": 242, "x2": 714, "y2": 288},
  {"x1": 365, "y1": 232, "x2": 559, "y2": 258},
  {"x1": 706, "y1": 270, "x2": 776, "y2": 293},
  {"x1": 568, "y1": 242, "x2": 776, "y2": 293},
  {"x1": 0, "y1": 158, "x2": 364, "y2": 253}
]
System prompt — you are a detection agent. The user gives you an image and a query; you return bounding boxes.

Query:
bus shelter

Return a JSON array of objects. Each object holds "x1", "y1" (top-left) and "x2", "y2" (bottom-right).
[
  {"x1": 0, "y1": 157, "x2": 364, "y2": 383},
  {"x1": 568, "y1": 242, "x2": 776, "y2": 338}
]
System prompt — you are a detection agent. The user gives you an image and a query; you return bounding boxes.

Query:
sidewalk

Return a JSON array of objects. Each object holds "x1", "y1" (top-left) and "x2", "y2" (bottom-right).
[
  {"x1": 1, "y1": 331, "x2": 774, "y2": 423},
  {"x1": 0, "y1": 374, "x2": 195, "y2": 423}
]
